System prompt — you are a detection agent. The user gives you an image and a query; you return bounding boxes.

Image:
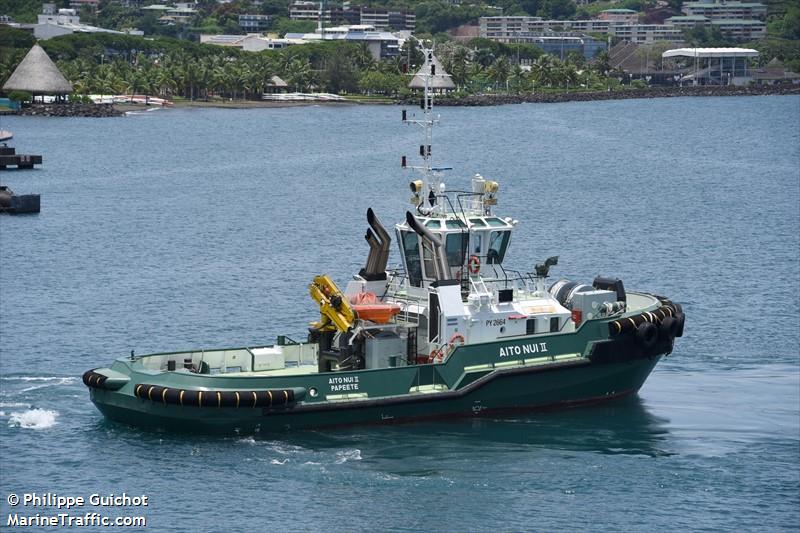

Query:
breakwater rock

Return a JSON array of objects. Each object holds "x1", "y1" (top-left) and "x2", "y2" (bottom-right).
[
  {"x1": 18, "y1": 103, "x2": 124, "y2": 117},
  {"x1": 407, "y1": 85, "x2": 800, "y2": 107}
]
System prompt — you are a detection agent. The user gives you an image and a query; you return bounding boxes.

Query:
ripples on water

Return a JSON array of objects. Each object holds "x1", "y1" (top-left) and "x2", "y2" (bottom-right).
[{"x1": 0, "y1": 96, "x2": 798, "y2": 531}]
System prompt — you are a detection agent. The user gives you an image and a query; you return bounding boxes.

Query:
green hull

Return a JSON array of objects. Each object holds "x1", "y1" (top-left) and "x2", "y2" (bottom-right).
[
  {"x1": 85, "y1": 312, "x2": 676, "y2": 433},
  {"x1": 91, "y1": 356, "x2": 660, "y2": 432}
]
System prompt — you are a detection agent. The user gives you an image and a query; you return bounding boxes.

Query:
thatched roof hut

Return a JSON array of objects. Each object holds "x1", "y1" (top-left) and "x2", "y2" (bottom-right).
[
  {"x1": 409, "y1": 53, "x2": 455, "y2": 91},
  {"x1": 3, "y1": 44, "x2": 73, "y2": 95},
  {"x1": 269, "y1": 75, "x2": 288, "y2": 88}
]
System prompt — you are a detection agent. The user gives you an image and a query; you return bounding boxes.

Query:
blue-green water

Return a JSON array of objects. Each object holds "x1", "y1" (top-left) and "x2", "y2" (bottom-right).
[{"x1": 1, "y1": 97, "x2": 798, "y2": 531}]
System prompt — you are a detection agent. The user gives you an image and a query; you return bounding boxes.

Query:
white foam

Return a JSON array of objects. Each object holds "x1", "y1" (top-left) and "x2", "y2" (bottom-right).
[
  {"x1": 19, "y1": 378, "x2": 77, "y2": 393},
  {"x1": 0, "y1": 402, "x2": 31, "y2": 408},
  {"x1": 335, "y1": 449, "x2": 362, "y2": 464},
  {"x1": 238, "y1": 437, "x2": 257, "y2": 445},
  {"x1": 270, "y1": 458, "x2": 289, "y2": 465},
  {"x1": 8, "y1": 409, "x2": 58, "y2": 429}
]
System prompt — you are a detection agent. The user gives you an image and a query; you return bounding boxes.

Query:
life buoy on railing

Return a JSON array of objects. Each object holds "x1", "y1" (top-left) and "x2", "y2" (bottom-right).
[
  {"x1": 468, "y1": 255, "x2": 481, "y2": 275},
  {"x1": 448, "y1": 333, "x2": 465, "y2": 351},
  {"x1": 428, "y1": 348, "x2": 444, "y2": 364}
]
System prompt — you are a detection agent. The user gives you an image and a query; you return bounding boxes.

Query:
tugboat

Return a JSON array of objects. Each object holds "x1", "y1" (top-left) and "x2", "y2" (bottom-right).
[{"x1": 83, "y1": 47, "x2": 685, "y2": 432}]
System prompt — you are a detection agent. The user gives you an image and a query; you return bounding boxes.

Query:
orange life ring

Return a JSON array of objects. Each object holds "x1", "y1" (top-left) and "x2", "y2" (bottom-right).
[
  {"x1": 468, "y1": 255, "x2": 480, "y2": 274},
  {"x1": 449, "y1": 333, "x2": 465, "y2": 347},
  {"x1": 428, "y1": 349, "x2": 444, "y2": 364}
]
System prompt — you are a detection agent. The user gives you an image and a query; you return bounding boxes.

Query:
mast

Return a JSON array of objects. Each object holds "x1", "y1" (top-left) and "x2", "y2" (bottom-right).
[{"x1": 402, "y1": 42, "x2": 449, "y2": 217}]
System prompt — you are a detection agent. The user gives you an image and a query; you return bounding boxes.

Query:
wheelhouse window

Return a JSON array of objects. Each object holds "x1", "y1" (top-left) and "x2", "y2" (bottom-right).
[
  {"x1": 472, "y1": 233, "x2": 482, "y2": 254},
  {"x1": 446, "y1": 220, "x2": 466, "y2": 230},
  {"x1": 486, "y1": 231, "x2": 510, "y2": 264},
  {"x1": 422, "y1": 239, "x2": 437, "y2": 280},
  {"x1": 445, "y1": 233, "x2": 467, "y2": 268},
  {"x1": 469, "y1": 218, "x2": 487, "y2": 228},
  {"x1": 400, "y1": 231, "x2": 422, "y2": 287}
]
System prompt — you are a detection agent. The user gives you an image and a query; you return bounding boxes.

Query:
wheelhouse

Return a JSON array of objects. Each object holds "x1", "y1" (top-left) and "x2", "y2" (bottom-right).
[{"x1": 396, "y1": 215, "x2": 514, "y2": 288}]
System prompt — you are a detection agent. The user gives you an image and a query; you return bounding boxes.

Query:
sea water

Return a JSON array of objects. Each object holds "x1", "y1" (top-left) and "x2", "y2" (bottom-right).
[{"x1": 0, "y1": 96, "x2": 798, "y2": 531}]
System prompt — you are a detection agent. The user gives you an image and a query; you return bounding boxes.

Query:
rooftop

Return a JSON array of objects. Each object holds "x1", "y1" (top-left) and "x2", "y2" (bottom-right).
[
  {"x1": 2, "y1": 44, "x2": 74, "y2": 94},
  {"x1": 682, "y1": 1, "x2": 766, "y2": 7},
  {"x1": 662, "y1": 47, "x2": 759, "y2": 58},
  {"x1": 667, "y1": 15, "x2": 710, "y2": 21}
]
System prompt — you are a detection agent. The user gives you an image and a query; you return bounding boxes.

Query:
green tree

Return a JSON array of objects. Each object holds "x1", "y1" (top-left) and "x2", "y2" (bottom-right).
[
  {"x1": 538, "y1": 0, "x2": 577, "y2": 20},
  {"x1": 487, "y1": 56, "x2": 511, "y2": 89},
  {"x1": 322, "y1": 54, "x2": 357, "y2": 93},
  {"x1": 358, "y1": 71, "x2": 404, "y2": 95}
]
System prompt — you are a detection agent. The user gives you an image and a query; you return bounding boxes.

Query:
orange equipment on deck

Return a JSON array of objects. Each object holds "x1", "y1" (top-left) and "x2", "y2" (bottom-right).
[{"x1": 350, "y1": 292, "x2": 401, "y2": 324}]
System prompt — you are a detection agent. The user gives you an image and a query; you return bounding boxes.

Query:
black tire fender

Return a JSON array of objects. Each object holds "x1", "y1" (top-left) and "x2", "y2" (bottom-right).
[
  {"x1": 636, "y1": 322, "x2": 657, "y2": 348},
  {"x1": 675, "y1": 312, "x2": 685, "y2": 337},
  {"x1": 660, "y1": 316, "x2": 678, "y2": 339}
]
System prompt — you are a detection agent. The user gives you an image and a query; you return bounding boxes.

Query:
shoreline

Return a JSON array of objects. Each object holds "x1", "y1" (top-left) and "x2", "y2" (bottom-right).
[
  {"x1": 414, "y1": 84, "x2": 800, "y2": 107},
  {"x1": 6, "y1": 85, "x2": 798, "y2": 117}
]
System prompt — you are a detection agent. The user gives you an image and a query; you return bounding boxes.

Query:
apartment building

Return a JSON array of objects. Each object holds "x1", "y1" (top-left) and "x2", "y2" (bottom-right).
[
  {"x1": 480, "y1": 16, "x2": 683, "y2": 45},
  {"x1": 681, "y1": 1, "x2": 767, "y2": 21},
  {"x1": 238, "y1": 14, "x2": 271, "y2": 32},
  {"x1": 288, "y1": 2, "x2": 414, "y2": 31}
]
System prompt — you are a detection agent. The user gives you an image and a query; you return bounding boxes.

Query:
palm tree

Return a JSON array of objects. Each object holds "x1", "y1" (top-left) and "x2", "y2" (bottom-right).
[
  {"x1": 353, "y1": 43, "x2": 377, "y2": 72},
  {"x1": 487, "y1": 56, "x2": 511, "y2": 90},
  {"x1": 532, "y1": 55, "x2": 556, "y2": 88},
  {"x1": 154, "y1": 67, "x2": 176, "y2": 98},
  {"x1": 509, "y1": 64, "x2": 527, "y2": 93},
  {"x1": 474, "y1": 48, "x2": 495, "y2": 68},
  {"x1": 285, "y1": 58, "x2": 312, "y2": 92},
  {"x1": 448, "y1": 46, "x2": 470, "y2": 88},
  {"x1": 594, "y1": 50, "x2": 612, "y2": 76}
]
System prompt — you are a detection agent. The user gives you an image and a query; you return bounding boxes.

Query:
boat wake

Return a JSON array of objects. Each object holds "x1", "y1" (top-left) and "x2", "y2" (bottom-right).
[
  {"x1": 0, "y1": 376, "x2": 78, "y2": 382},
  {"x1": 0, "y1": 376, "x2": 78, "y2": 394}
]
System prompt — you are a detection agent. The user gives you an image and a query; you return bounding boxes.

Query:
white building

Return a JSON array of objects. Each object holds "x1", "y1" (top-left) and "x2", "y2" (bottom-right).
[
  {"x1": 34, "y1": 5, "x2": 123, "y2": 40},
  {"x1": 666, "y1": 15, "x2": 766, "y2": 41},
  {"x1": 681, "y1": 1, "x2": 767, "y2": 20},
  {"x1": 200, "y1": 34, "x2": 304, "y2": 52},
  {"x1": 288, "y1": 2, "x2": 414, "y2": 31},
  {"x1": 480, "y1": 16, "x2": 684, "y2": 45},
  {"x1": 285, "y1": 25, "x2": 404, "y2": 60}
]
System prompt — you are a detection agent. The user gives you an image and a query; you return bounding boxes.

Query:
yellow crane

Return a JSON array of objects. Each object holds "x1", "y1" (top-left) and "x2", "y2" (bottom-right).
[{"x1": 308, "y1": 275, "x2": 356, "y2": 333}]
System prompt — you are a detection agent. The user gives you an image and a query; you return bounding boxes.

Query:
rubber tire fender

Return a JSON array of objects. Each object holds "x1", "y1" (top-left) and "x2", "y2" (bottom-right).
[
  {"x1": 659, "y1": 316, "x2": 678, "y2": 340},
  {"x1": 674, "y1": 312, "x2": 685, "y2": 337},
  {"x1": 635, "y1": 322, "x2": 658, "y2": 349}
]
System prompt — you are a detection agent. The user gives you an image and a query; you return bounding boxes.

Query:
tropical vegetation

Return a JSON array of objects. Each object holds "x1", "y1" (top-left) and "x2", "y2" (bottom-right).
[{"x1": 0, "y1": 30, "x2": 632, "y2": 103}]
